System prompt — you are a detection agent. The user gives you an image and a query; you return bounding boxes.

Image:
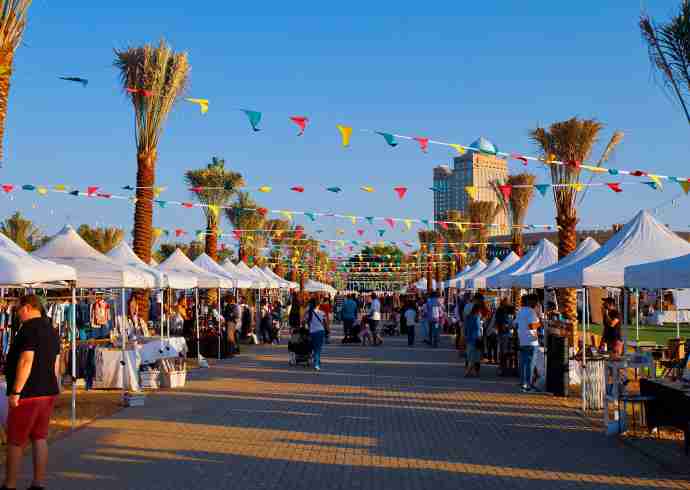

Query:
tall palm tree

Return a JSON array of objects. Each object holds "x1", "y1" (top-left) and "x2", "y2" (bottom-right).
[
  {"x1": 0, "y1": 211, "x2": 43, "y2": 251},
  {"x1": 114, "y1": 40, "x2": 189, "y2": 265},
  {"x1": 468, "y1": 200, "x2": 501, "y2": 262},
  {"x1": 225, "y1": 191, "x2": 265, "y2": 263},
  {"x1": 440, "y1": 210, "x2": 466, "y2": 273},
  {"x1": 185, "y1": 157, "x2": 243, "y2": 261},
  {"x1": 641, "y1": 1, "x2": 690, "y2": 126},
  {"x1": 530, "y1": 118, "x2": 622, "y2": 323},
  {"x1": 77, "y1": 225, "x2": 124, "y2": 254},
  {"x1": 492, "y1": 173, "x2": 536, "y2": 256},
  {"x1": 0, "y1": 1, "x2": 32, "y2": 165}
]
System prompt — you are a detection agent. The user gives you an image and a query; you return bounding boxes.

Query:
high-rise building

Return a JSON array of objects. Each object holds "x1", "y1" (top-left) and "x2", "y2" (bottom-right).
[{"x1": 433, "y1": 137, "x2": 509, "y2": 236}]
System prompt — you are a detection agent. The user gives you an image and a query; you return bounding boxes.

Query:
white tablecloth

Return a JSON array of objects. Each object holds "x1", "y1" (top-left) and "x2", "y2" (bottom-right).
[
  {"x1": 650, "y1": 311, "x2": 690, "y2": 325},
  {"x1": 138, "y1": 337, "x2": 187, "y2": 365},
  {"x1": 94, "y1": 349, "x2": 140, "y2": 391}
]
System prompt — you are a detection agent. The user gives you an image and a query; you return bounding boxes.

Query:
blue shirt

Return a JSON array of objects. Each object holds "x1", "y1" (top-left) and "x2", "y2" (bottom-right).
[
  {"x1": 341, "y1": 299, "x2": 358, "y2": 321},
  {"x1": 464, "y1": 314, "x2": 481, "y2": 344}
]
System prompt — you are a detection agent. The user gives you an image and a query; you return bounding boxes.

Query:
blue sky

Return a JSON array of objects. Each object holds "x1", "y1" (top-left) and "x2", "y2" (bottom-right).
[{"x1": 3, "y1": 1, "x2": 690, "y2": 254}]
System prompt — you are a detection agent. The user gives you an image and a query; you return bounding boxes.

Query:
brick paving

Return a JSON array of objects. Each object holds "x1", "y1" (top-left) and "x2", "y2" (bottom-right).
[{"x1": 30, "y1": 327, "x2": 690, "y2": 489}]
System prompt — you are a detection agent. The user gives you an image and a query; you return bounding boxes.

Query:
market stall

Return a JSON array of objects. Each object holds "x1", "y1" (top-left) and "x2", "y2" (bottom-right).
[
  {"x1": 466, "y1": 252, "x2": 520, "y2": 290},
  {"x1": 443, "y1": 261, "x2": 485, "y2": 289},
  {"x1": 485, "y1": 239, "x2": 558, "y2": 290}
]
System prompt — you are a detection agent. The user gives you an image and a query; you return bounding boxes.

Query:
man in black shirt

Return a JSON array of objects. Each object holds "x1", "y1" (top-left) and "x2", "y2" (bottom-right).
[{"x1": 3, "y1": 295, "x2": 60, "y2": 490}]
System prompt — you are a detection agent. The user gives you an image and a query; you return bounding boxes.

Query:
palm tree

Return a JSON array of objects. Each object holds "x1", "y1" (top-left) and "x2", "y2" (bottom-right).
[
  {"x1": 530, "y1": 117, "x2": 622, "y2": 323},
  {"x1": 114, "y1": 40, "x2": 190, "y2": 265},
  {"x1": 468, "y1": 200, "x2": 501, "y2": 262},
  {"x1": 492, "y1": 174, "x2": 536, "y2": 256},
  {"x1": 185, "y1": 157, "x2": 244, "y2": 261},
  {"x1": 154, "y1": 240, "x2": 204, "y2": 263},
  {"x1": 640, "y1": 1, "x2": 690, "y2": 126},
  {"x1": 440, "y1": 210, "x2": 467, "y2": 274},
  {"x1": 224, "y1": 191, "x2": 265, "y2": 263},
  {"x1": 264, "y1": 218, "x2": 290, "y2": 276},
  {"x1": 0, "y1": 211, "x2": 43, "y2": 251},
  {"x1": 77, "y1": 225, "x2": 124, "y2": 254},
  {"x1": 0, "y1": 1, "x2": 32, "y2": 165}
]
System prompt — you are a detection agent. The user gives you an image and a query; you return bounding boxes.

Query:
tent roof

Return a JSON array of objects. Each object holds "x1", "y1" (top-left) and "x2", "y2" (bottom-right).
[
  {"x1": 414, "y1": 278, "x2": 437, "y2": 291},
  {"x1": 106, "y1": 241, "x2": 168, "y2": 288},
  {"x1": 193, "y1": 254, "x2": 252, "y2": 289},
  {"x1": 466, "y1": 252, "x2": 521, "y2": 289},
  {"x1": 0, "y1": 232, "x2": 77, "y2": 287},
  {"x1": 305, "y1": 279, "x2": 335, "y2": 294},
  {"x1": 252, "y1": 266, "x2": 281, "y2": 289},
  {"x1": 235, "y1": 261, "x2": 270, "y2": 288},
  {"x1": 221, "y1": 260, "x2": 263, "y2": 288},
  {"x1": 625, "y1": 253, "x2": 690, "y2": 289},
  {"x1": 158, "y1": 249, "x2": 231, "y2": 289},
  {"x1": 262, "y1": 267, "x2": 297, "y2": 289},
  {"x1": 455, "y1": 260, "x2": 491, "y2": 289},
  {"x1": 545, "y1": 210, "x2": 690, "y2": 288},
  {"x1": 512, "y1": 237, "x2": 600, "y2": 289},
  {"x1": 444, "y1": 261, "x2": 485, "y2": 288},
  {"x1": 486, "y1": 239, "x2": 558, "y2": 289},
  {"x1": 34, "y1": 226, "x2": 153, "y2": 289}
]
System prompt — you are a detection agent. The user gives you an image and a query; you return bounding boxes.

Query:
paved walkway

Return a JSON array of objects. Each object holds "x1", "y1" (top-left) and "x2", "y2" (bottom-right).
[{"x1": 31, "y1": 328, "x2": 690, "y2": 489}]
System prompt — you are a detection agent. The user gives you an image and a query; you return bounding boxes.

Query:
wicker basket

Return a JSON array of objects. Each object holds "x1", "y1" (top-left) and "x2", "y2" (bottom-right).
[{"x1": 161, "y1": 370, "x2": 187, "y2": 388}]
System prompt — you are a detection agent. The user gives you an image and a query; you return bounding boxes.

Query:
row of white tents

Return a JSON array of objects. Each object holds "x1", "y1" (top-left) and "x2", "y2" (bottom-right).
[
  {"x1": 413, "y1": 210, "x2": 690, "y2": 292},
  {"x1": 0, "y1": 224, "x2": 335, "y2": 294}
]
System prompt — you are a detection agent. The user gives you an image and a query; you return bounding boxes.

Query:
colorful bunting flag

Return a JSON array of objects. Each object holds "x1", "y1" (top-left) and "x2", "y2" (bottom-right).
[
  {"x1": 365, "y1": 217, "x2": 374, "y2": 225},
  {"x1": 346, "y1": 215, "x2": 357, "y2": 225},
  {"x1": 377, "y1": 229, "x2": 386, "y2": 237},
  {"x1": 175, "y1": 229, "x2": 186, "y2": 237},
  {"x1": 608, "y1": 168, "x2": 619, "y2": 175},
  {"x1": 69, "y1": 190, "x2": 79, "y2": 196},
  {"x1": 385, "y1": 218, "x2": 395, "y2": 229},
  {"x1": 498, "y1": 184, "x2": 512, "y2": 201},
  {"x1": 289, "y1": 116, "x2": 308, "y2": 136},
  {"x1": 679, "y1": 182, "x2": 690, "y2": 195},
  {"x1": 645, "y1": 181, "x2": 660, "y2": 191},
  {"x1": 360, "y1": 186, "x2": 375, "y2": 193},
  {"x1": 414, "y1": 137, "x2": 429, "y2": 153},
  {"x1": 153, "y1": 186, "x2": 166, "y2": 197},
  {"x1": 258, "y1": 186, "x2": 272, "y2": 193},
  {"x1": 357, "y1": 229, "x2": 364, "y2": 236},
  {"x1": 631, "y1": 170, "x2": 647, "y2": 177},
  {"x1": 570, "y1": 183, "x2": 584, "y2": 192},
  {"x1": 153, "y1": 228, "x2": 164, "y2": 238},
  {"x1": 376, "y1": 132, "x2": 398, "y2": 147},
  {"x1": 421, "y1": 219, "x2": 430, "y2": 227},
  {"x1": 648, "y1": 174, "x2": 663, "y2": 189},
  {"x1": 242, "y1": 109, "x2": 261, "y2": 131},
  {"x1": 465, "y1": 186, "x2": 477, "y2": 200},
  {"x1": 438, "y1": 221, "x2": 449, "y2": 230},
  {"x1": 37, "y1": 186, "x2": 48, "y2": 196},
  {"x1": 127, "y1": 87, "x2": 154, "y2": 97},
  {"x1": 58, "y1": 76, "x2": 88, "y2": 87},
  {"x1": 280, "y1": 210, "x2": 293, "y2": 222},
  {"x1": 429, "y1": 186, "x2": 442, "y2": 192},
  {"x1": 336, "y1": 229, "x2": 345, "y2": 236},
  {"x1": 394, "y1": 186, "x2": 407, "y2": 199},
  {"x1": 54, "y1": 184, "x2": 66, "y2": 191},
  {"x1": 534, "y1": 184, "x2": 549, "y2": 196},
  {"x1": 256, "y1": 207, "x2": 268, "y2": 217},
  {"x1": 290, "y1": 186, "x2": 305, "y2": 193},
  {"x1": 186, "y1": 98, "x2": 209, "y2": 114},
  {"x1": 305, "y1": 212, "x2": 316, "y2": 221},
  {"x1": 208, "y1": 204, "x2": 219, "y2": 217},
  {"x1": 336, "y1": 125, "x2": 352, "y2": 147},
  {"x1": 566, "y1": 160, "x2": 581, "y2": 170},
  {"x1": 327, "y1": 186, "x2": 342, "y2": 193},
  {"x1": 181, "y1": 202, "x2": 194, "y2": 208},
  {"x1": 1, "y1": 184, "x2": 13, "y2": 193},
  {"x1": 97, "y1": 193, "x2": 112, "y2": 199},
  {"x1": 155, "y1": 200, "x2": 167, "y2": 209},
  {"x1": 581, "y1": 164, "x2": 607, "y2": 174},
  {"x1": 449, "y1": 144, "x2": 465, "y2": 155},
  {"x1": 606, "y1": 183, "x2": 622, "y2": 193},
  {"x1": 403, "y1": 219, "x2": 413, "y2": 231},
  {"x1": 86, "y1": 186, "x2": 98, "y2": 196},
  {"x1": 122, "y1": 185, "x2": 135, "y2": 191},
  {"x1": 511, "y1": 153, "x2": 528, "y2": 165}
]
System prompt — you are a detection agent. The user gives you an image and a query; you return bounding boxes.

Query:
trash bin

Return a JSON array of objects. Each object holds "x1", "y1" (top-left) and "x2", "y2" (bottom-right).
[
  {"x1": 582, "y1": 354, "x2": 607, "y2": 411},
  {"x1": 547, "y1": 334, "x2": 569, "y2": 396}
]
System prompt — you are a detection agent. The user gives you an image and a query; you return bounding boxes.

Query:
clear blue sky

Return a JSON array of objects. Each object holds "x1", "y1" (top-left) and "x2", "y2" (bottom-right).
[{"x1": 3, "y1": 1, "x2": 690, "y2": 254}]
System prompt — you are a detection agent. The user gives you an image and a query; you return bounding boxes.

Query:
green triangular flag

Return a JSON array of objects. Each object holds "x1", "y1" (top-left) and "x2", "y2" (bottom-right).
[
  {"x1": 365, "y1": 217, "x2": 374, "y2": 225},
  {"x1": 305, "y1": 212, "x2": 316, "y2": 221},
  {"x1": 155, "y1": 200, "x2": 167, "y2": 208},
  {"x1": 122, "y1": 185, "x2": 135, "y2": 191},
  {"x1": 378, "y1": 229, "x2": 386, "y2": 237},
  {"x1": 69, "y1": 190, "x2": 80, "y2": 196},
  {"x1": 645, "y1": 181, "x2": 659, "y2": 191},
  {"x1": 242, "y1": 109, "x2": 262, "y2": 131},
  {"x1": 22, "y1": 184, "x2": 36, "y2": 191},
  {"x1": 421, "y1": 219, "x2": 430, "y2": 227},
  {"x1": 375, "y1": 131, "x2": 398, "y2": 147},
  {"x1": 534, "y1": 184, "x2": 549, "y2": 196}
]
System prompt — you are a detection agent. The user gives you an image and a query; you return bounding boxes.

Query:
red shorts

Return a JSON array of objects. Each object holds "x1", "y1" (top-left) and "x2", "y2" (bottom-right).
[{"x1": 7, "y1": 395, "x2": 57, "y2": 447}]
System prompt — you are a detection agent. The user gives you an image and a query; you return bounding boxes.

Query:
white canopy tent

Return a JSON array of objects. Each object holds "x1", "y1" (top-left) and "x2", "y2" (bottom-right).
[
  {"x1": 262, "y1": 266, "x2": 296, "y2": 289},
  {"x1": 625, "y1": 253, "x2": 690, "y2": 290},
  {"x1": 221, "y1": 260, "x2": 263, "y2": 289},
  {"x1": 235, "y1": 261, "x2": 270, "y2": 288},
  {"x1": 512, "y1": 237, "x2": 601, "y2": 289},
  {"x1": 34, "y1": 225, "x2": 154, "y2": 289},
  {"x1": 159, "y1": 250, "x2": 234, "y2": 289},
  {"x1": 106, "y1": 241, "x2": 168, "y2": 289},
  {"x1": 194, "y1": 253, "x2": 253, "y2": 289},
  {"x1": 486, "y1": 239, "x2": 558, "y2": 289},
  {"x1": 544, "y1": 211, "x2": 690, "y2": 288},
  {"x1": 466, "y1": 252, "x2": 521, "y2": 290},
  {"x1": 413, "y1": 277, "x2": 437, "y2": 291},
  {"x1": 0, "y1": 232, "x2": 76, "y2": 286},
  {"x1": 462, "y1": 257, "x2": 501, "y2": 289},
  {"x1": 252, "y1": 266, "x2": 281, "y2": 289},
  {"x1": 304, "y1": 279, "x2": 335, "y2": 295},
  {"x1": 443, "y1": 261, "x2": 485, "y2": 289}
]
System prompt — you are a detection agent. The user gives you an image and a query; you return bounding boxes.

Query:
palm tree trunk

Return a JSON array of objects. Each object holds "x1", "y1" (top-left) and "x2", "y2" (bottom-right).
[
  {"x1": 511, "y1": 230, "x2": 524, "y2": 256},
  {"x1": 133, "y1": 150, "x2": 156, "y2": 322},
  {"x1": 205, "y1": 215, "x2": 218, "y2": 260},
  {"x1": 556, "y1": 214, "x2": 579, "y2": 324},
  {"x1": 0, "y1": 50, "x2": 14, "y2": 166},
  {"x1": 477, "y1": 227, "x2": 488, "y2": 261}
]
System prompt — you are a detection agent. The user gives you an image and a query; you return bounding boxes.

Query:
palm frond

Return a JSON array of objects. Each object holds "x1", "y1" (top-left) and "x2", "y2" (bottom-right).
[
  {"x1": 185, "y1": 157, "x2": 244, "y2": 220},
  {"x1": 0, "y1": 1, "x2": 32, "y2": 52}
]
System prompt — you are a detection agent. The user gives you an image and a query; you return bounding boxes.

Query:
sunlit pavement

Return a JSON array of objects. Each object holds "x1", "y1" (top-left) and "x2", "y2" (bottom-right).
[{"x1": 39, "y1": 326, "x2": 690, "y2": 489}]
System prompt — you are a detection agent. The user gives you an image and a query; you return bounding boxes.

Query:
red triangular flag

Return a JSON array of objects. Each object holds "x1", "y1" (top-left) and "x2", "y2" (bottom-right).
[
  {"x1": 630, "y1": 170, "x2": 646, "y2": 177},
  {"x1": 190, "y1": 186, "x2": 203, "y2": 193},
  {"x1": 413, "y1": 137, "x2": 429, "y2": 153},
  {"x1": 257, "y1": 207, "x2": 268, "y2": 217},
  {"x1": 289, "y1": 116, "x2": 309, "y2": 136},
  {"x1": 394, "y1": 186, "x2": 408, "y2": 199},
  {"x1": 87, "y1": 186, "x2": 98, "y2": 196},
  {"x1": 566, "y1": 160, "x2": 581, "y2": 169},
  {"x1": 498, "y1": 184, "x2": 512, "y2": 201},
  {"x1": 357, "y1": 229, "x2": 364, "y2": 236},
  {"x1": 510, "y1": 153, "x2": 529, "y2": 166},
  {"x1": 385, "y1": 218, "x2": 395, "y2": 229},
  {"x1": 439, "y1": 221, "x2": 449, "y2": 230},
  {"x1": 606, "y1": 183, "x2": 623, "y2": 193},
  {"x1": 175, "y1": 229, "x2": 186, "y2": 237},
  {"x1": 181, "y1": 202, "x2": 194, "y2": 208},
  {"x1": 2, "y1": 184, "x2": 14, "y2": 193},
  {"x1": 294, "y1": 227, "x2": 304, "y2": 240},
  {"x1": 233, "y1": 230, "x2": 242, "y2": 240},
  {"x1": 290, "y1": 186, "x2": 305, "y2": 193}
]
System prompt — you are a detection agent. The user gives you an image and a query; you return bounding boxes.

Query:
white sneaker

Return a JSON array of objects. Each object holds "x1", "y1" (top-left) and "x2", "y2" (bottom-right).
[{"x1": 315, "y1": 366, "x2": 321, "y2": 371}]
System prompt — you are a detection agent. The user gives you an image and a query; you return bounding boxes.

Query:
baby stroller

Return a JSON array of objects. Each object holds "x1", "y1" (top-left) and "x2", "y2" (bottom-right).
[
  {"x1": 288, "y1": 328, "x2": 313, "y2": 367},
  {"x1": 342, "y1": 322, "x2": 362, "y2": 344}
]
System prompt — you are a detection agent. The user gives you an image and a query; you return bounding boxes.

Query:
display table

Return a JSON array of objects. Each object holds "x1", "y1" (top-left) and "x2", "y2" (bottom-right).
[
  {"x1": 94, "y1": 337, "x2": 187, "y2": 391},
  {"x1": 650, "y1": 311, "x2": 690, "y2": 325},
  {"x1": 640, "y1": 378, "x2": 690, "y2": 455}
]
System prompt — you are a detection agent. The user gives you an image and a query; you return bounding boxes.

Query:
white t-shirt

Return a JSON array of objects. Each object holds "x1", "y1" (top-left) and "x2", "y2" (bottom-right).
[
  {"x1": 517, "y1": 306, "x2": 540, "y2": 347},
  {"x1": 369, "y1": 299, "x2": 381, "y2": 321},
  {"x1": 307, "y1": 309, "x2": 326, "y2": 334},
  {"x1": 404, "y1": 308, "x2": 417, "y2": 326}
]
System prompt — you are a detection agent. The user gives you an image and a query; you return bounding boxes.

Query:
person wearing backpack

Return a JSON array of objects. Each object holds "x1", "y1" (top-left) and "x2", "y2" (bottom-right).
[
  {"x1": 305, "y1": 298, "x2": 326, "y2": 371},
  {"x1": 425, "y1": 291, "x2": 443, "y2": 348}
]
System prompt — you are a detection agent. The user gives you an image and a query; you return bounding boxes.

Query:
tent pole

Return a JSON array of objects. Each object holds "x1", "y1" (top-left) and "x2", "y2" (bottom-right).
[
  {"x1": 71, "y1": 285, "x2": 76, "y2": 429},
  {"x1": 676, "y1": 294, "x2": 680, "y2": 339},
  {"x1": 218, "y1": 289, "x2": 222, "y2": 360},
  {"x1": 636, "y1": 289, "x2": 640, "y2": 342},
  {"x1": 195, "y1": 288, "x2": 201, "y2": 363},
  {"x1": 121, "y1": 288, "x2": 127, "y2": 394},
  {"x1": 582, "y1": 288, "x2": 586, "y2": 413}
]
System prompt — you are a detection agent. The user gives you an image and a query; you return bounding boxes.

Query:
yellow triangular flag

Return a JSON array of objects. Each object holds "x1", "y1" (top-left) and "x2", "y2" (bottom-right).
[
  {"x1": 581, "y1": 164, "x2": 607, "y2": 174},
  {"x1": 465, "y1": 186, "x2": 477, "y2": 200},
  {"x1": 571, "y1": 183, "x2": 584, "y2": 192},
  {"x1": 153, "y1": 186, "x2": 166, "y2": 197},
  {"x1": 545, "y1": 153, "x2": 557, "y2": 164},
  {"x1": 648, "y1": 174, "x2": 663, "y2": 189},
  {"x1": 449, "y1": 144, "x2": 465, "y2": 155},
  {"x1": 186, "y1": 98, "x2": 209, "y2": 114},
  {"x1": 280, "y1": 211, "x2": 293, "y2": 221},
  {"x1": 336, "y1": 125, "x2": 353, "y2": 147},
  {"x1": 403, "y1": 219, "x2": 412, "y2": 231},
  {"x1": 679, "y1": 181, "x2": 690, "y2": 195},
  {"x1": 336, "y1": 229, "x2": 345, "y2": 236},
  {"x1": 37, "y1": 186, "x2": 48, "y2": 196},
  {"x1": 258, "y1": 186, "x2": 272, "y2": 193},
  {"x1": 54, "y1": 184, "x2": 66, "y2": 191},
  {"x1": 153, "y1": 228, "x2": 163, "y2": 238},
  {"x1": 347, "y1": 215, "x2": 357, "y2": 225},
  {"x1": 208, "y1": 204, "x2": 220, "y2": 218},
  {"x1": 360, "y1": 186, "x2": 375, "y2": 193}
]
